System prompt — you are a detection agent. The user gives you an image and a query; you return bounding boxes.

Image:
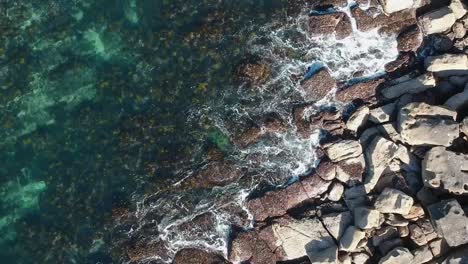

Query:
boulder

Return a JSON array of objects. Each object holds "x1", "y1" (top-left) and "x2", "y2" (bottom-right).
[
  {"x1": 378, "y1": 247, "x2": 414, "y2": 264},
  {"x1": 422, "y1": 147, "x2": 468, "y2": 195},
  {"x1": 450, "y1": 0, "x2": 468, "y2": 20},
  {"x1": 308, "y1": 12, "x2": 353, "y2": 39},
  {"x1": 324, "y1": 140, "x2": 363, "y2": 162},
  {"x1": 336, "y1": 78, "x2": 385, "y2": 104},
  {"x1": 418, "y1": 7, "x2": 456, "y2": 35},
  {"x1": 173, "y1": 248, "x2": 230, "y2": 264},
  {"x1": 346, "y1": 106, "x2": 370, "y2": 134},
  {"x1": 352, "y1": 252, "x2": 370, "y2": 264},
  {"x1": 301, "y1": 68, "x2": 336, "y2": 101},
  {"x1": 372, "y1": 226, "x2": 399, "y2": 247},
  {"x1": 321, "y1": 211, "x2": 353, "y2": 241},
  {"x1": 385, "y1": 213, "x2": 409, "y2": 227},
  {"x1": 328, "y1": 182, "x2": 344, "y2": 202},
  {"x1": 452, "y1": 22, "x2": 466, "y2": 39},
  {"x1": 306, "y1": 244, "x2": 339, "y2": 264},
  {"x1": 427, "y1": 199, "x2": 468, "y2": 247},
  {"x1": 412, "y1": 245, "x2": 433, "y2": 264},
  {"x1": 369, "y1": 103, "x2": 396, "y2": 124},
  {"x1": 351, "y1": 7, "x2": 416, "y2": 34},
  {"x1": 429, "y1": 238, "x2": 450, "y2": 258},
  {"x1": 354, "y1": 207, "x2": 381, "y2": 229},
  {"x1": 409, "y1": 224, "x2": 429, "y2": 246},
  {"x1": 339, "y1": 226, "x2": 366, "y2": 252},
  {"x1": 381, "y1": 73, "x2": 436, "y2": 99},
  {"x1": 380, "y1": 0, "x2": 415, "y2": 14},
  {"x1": 273, "y1": 217, "x2": 336, "y2": 261},
  {"x1": 397, "y1": 26, "x2": 423, "y2": 52},
  {"x1": 229, "y1": 228, "x2": 279, "y2": 263},
  {"x1": 247, "y1": 175, "x2": 331, "y2": 221},
  {"x1": 444, "y1": 85, "x2": 468, "y2": 111},
  {"x1": 462, "y1": 117, "x2": 468, "y2": 136},
  {"x1": 363, "y1": 136, "x2": 400, "y2": 193},
  {"x1": 374, "y1": 188, "x2": 414, "y2": 215},
  {"x1": 397, "y1": 102, "x2": 459, "y2": 147},
  {"x1": 425, "y1": 54, "x2": 468, "y2": 77},
  {"x1": 335, "y1": 155, "x2": 366, "y2": 184}
]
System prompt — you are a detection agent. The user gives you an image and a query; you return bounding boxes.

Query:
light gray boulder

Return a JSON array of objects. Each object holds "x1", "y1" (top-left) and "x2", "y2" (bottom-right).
[
  {"x1": 412, "y1": 245, "x2": 433, "y2": 264},
  {"x1": 339, "y1": 226, "x2": 366, "y2": 252},
  {"x1": 381, "y1": 73, "x2": 436, "y2": 99},
  {"x1": 450, "y1": 0, "x2": 468, "y2": 20},
  {"x1": 355, "y1": 207, "x2": 381, "y2": 229},
  {"x1": 427, "y1": 199, "x2": 468, "y2": 247},
  {"x1": 425, "y1": 54, "x2": 468, "y2": 76},
  {"x1": 374, "y1": 188, "x2": 414, "y2": 215},
  {"x1": 379, "y1": 0, "x2": 415, "y2": 14},
  {"x1": 346, "y1": 106, "x2": 369, "y2": 134},
  {"x1": 398, "y1": 102, "x2": 459, "y2": 147},
  {"x1": 321, "y1": 211, "x2": 353, "y2": 241},
  {"x1": 422, "y1": 147, "x2": 468, "y2": 195},
  {"x1": 462, "y1": 117, "x2": 468, "y2": 136},
  {"x1": 369, "y1": 103, "x2": 396, "y2": 124},
  {"x1": 324, "y1": 140, "x2": 363, "y2": 162},
  {"x1": 419, "y1": 7, "x2": 456, "y2": 35}
]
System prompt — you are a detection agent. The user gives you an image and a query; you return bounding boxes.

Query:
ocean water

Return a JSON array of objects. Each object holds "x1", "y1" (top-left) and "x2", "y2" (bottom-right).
[{"x1": 0, "y1": 0, "x2": 398, "y2": 263}]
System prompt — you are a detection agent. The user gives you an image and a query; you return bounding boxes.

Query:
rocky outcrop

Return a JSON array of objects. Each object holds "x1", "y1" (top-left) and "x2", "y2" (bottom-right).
[
  {"x1": 397, "y1": 102, "x2": 459, "y2": 146},
  {"x1": 422, "y1": 147, "x2": 468, "y2": 195},
  {"x1": 308, "y1": 12, "x2": 352, "y2": 39},
  {"x1": 346, "y1": 106, "x2": 370, "y2": 134}
]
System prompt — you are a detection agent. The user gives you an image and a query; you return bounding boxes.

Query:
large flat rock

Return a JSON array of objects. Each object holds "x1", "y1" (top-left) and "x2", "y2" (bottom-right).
[{"x1": 427, "y1": 199, "x2": 468, "y2": 247}]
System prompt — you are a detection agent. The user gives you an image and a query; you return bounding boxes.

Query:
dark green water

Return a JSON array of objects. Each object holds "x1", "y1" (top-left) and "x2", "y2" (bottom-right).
[{"x1": 0, "y1": 0, "x2": 287, "y2": 263}]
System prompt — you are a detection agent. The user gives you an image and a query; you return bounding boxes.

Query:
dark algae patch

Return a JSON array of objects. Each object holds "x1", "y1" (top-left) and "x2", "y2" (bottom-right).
[{"x1": 0, "y1": 0, "x2": 286, "y2": 263}]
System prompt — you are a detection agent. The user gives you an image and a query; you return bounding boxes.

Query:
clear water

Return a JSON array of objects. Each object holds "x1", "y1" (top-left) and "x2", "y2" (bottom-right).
[{"x1": 0, "y1": 0, "x2": 398, "y2": 263}]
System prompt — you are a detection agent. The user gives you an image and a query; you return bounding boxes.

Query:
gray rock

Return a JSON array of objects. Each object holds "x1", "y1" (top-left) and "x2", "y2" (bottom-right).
[
  {"x1": 410, "y1": 224, "x2": 429, "y2": 246},
  {"x1": 398, "y1": 102, "x2": 459, "y2": 147},
  {"x1": 328, "y1": 182, "x2": 344, "y2": 202},
  {"x1": 352, "y1": 252, "x2": 370, "y2": 264},
  {"x1": 412, "y1": 245, "x2": 433, "y2": 264},
  {"x1": 445, "y1": 85, "x2": 468, "y2": 111},
  {"x1": 428, "y1": 238, "x2": 450, "y2": 258},
  {"x1": 346, "y1": 106, "x2": 370, "y2": 134},
  {"x1": 462, "y1": 117, "x2": 468, "y2": 136},
  {"x1": 364, "y1": 136, "x2": 400, "y2": 193},
  {"x1": 422, "y1": 147, "x2": 468, "y2": 195},
  {"x1": 450, "y1": 0, "x2": 468, "y2": 20},
  {"x1": 369, "y1": 103, "x2": 396, "y2": 124},
  {"x1": 324, "y1": 140, "x2": 363, "y2": 162},
  {"x1": 452, "y1": 22, "x2": 467, "y2": 39},
  {"x1": 427, "y1": 199, "x2": 468, "y2": 247},
  {"x1": 425, "y1": 54, "x2": 468, "y2": 76},
  {"x1": 340, "y1": 226, "x2": 366, "y2": 252},
  {"x1": 398, "y1": 226, "x2": 410, "y2": 237},
  {"x1": 355, "y1": 207, "x2": 381, "y2": 229},
  {"x1": 378, "y1": 247, "x2": 413, "y2": 264},
  {"x1": 381, "y1": 73, "x2": 436, "y2": 99},
  {"x1": 419, "y1": 7, "x2": 456, "y2": 35},
  {"x1": 306, "y1": 243, "x2": 338, "y2": 264},
  {"x1": 373, "y1": 226, "x2": 399, "y2": 247},
  {"x1": 380, "y1": 0, "x2": 415, "y2": 14},
  {"x1": 321, "y1": 211, "x2": 353, "y2": 241},
  {"x1": 374, "y1": 188, "x2": 414, "y2": 215}
]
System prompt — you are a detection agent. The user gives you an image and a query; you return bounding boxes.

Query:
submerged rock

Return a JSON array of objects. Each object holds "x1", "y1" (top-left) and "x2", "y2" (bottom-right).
[
  {"x1": 301, "y1": 67, "x2": 336, "y2": 101},
  {"x1": 236, "y1": 61, "x2": 271, "y2": 86}
]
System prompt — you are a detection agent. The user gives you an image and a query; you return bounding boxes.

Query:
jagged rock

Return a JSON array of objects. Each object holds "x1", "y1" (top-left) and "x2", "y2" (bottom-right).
[
  {"x1": 346, "y1": 106, "x2": 370, "y2": 134},
  {"x1": 450, "y1": 0, "x2": 468, "y2": 20},
  {"x1": 397, "y1": 102, "x2": 459, "y2": 147},
  {"x1": 381, "y1": 73, "x2": 436, "y2": 99},
  {"x1": 340, "y1": 226, "x2": 366, "y2": 252},
  {"x1": 416, "y1": 218, "x2": 439, "y2": 242},
  {"x1": 374, "y1": 188, "x2": 414, "y2": 215},
  {"x1": 409, "y1": 224, "x2": 429, "y2": 246},
  {"x1": 452, "y1": 22, "x2": 466, "y2": 39},
  {"x1": 380, "y1": 0, "x2": 414, "y2": 14},
  {"x1": 173, "y1": 248, "x2": 230, "y2": 264},
  {"x1": 402, "y1": 204, "x2": 425, "y2": 220},
  {"x1": 398, "y1": 226, "x2": 410, "y2": 237},
  {"x1": 317, "y1": 160, "x2": 338, "y2": 181},
  {"x1": 354, "y1": 207, "x2": 381, "y2": 229},
  {"x1": 373, "y1": 226, "x2": 399, "y2": 246},
  {"x1": 412, "y1": 245, "x2": 433, "y2": 264},
  {"x1": 351, "y1": 7, "x2": 416, "y2": 34},
  {"x1": 236, "y1": 62, "x2": 271, "y2": 86},
  {"x1": 422, "y1": 147, "x2": 468, "y2": 195},
  {"x1": 294, "y1": 106, "x2": 344, "y2": 138},
  {"x1": 385, "y1": 213, "x2": 409, "y2": 227},
  {"x1": 397, "y1": 26, "x2": 423, "y2": 52},
  {"x1": 352, "y1": 252, "x2": 370, "y2": 264},
  {"x1": 335, "y1": 155, "x2": 366, "y2": 184},
  {"x1": 301, "y1": 68, "x2": 336, "y2": 101},
  {"x1": 321, "y1": 211, "x2": 353, "y2": 241},
  {"x1": 369, "y1": 103, "x2": 396, "y2": 124},
  {"x1": 324, "y1": 140, "x2": 363, "y2": 162},
  {"x1": 273, "y1": 218, "x2": 335, "y2": 260},
  {"x1": 306, "y1": 244, "x2": 338, "y2": 264},
  {"x1": 418, "y1": 7, "x2": 456, "y2": 35},
  {"x1": 328, "y1": 182, "x2": 344, "y2": 202},
  {"x1": 336, "y1": 78, "x2": 385, "y2": 104},
  {"x1": 247, "y1": 175, "x2": 331, "y2": 221},
  {"x1": 363, "y1": 136, "x2": 400, "y2": 193},
  {"x1": 445, "y1": 85, "x2": 468, "y2": 111},
  {"x1": 188, "y1": 161, "x2": 243, "y2": 188},
  {"x1": 428, "y1": 200, "x2": 468, "y2": 247},
  {"x1": 425, "y1": 54, "x2": 468, "y2": 76},
  {"x1": 429, "y1": 238, "x2": 450, "y2": 258},
  {"x1": 308, "y1": 12, "x2": 352, "y2": 39},
  {"x1": 379, "y1": 247, "x2": 413, "y2": 264}
]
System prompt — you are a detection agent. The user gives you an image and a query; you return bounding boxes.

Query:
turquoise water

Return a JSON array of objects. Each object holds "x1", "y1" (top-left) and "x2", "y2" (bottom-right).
[
  {"x1": 0, "y1": 1, "x2": 286, "y2": 263},
  {"x1": 1, "y1": 0, "x2": 401, "y2": 263}
]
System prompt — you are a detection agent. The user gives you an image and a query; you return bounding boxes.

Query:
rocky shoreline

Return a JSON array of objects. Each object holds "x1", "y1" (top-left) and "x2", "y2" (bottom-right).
[{"x1": 168, "y1": 0, "x2": 468, "y2": 263}]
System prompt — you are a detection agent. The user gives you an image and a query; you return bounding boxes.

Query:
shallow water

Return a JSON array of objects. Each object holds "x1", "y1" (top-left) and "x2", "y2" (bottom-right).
[{"x1": 0, "y1": 0, "x2": 398, "y2": 263}]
